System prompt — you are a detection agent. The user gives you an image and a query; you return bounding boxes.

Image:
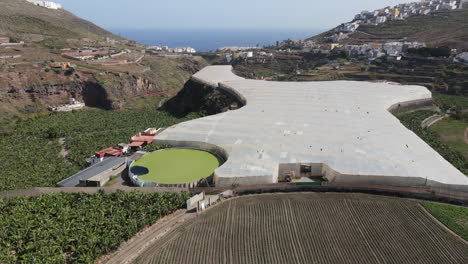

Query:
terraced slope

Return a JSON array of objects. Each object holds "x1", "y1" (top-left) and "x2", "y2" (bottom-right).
[
  {"x1": 135, "y1": 193, "x2": 468, "y2": 264},
  {"x1": 310, "y1": 9, "x2": 468, "y2": 49}
]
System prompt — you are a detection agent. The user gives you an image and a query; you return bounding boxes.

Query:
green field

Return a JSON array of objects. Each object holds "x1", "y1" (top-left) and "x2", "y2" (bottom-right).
[
  {"x1": 0, "y1": 191, "x2": 190, "y2": 263},
  {"x1": 430, "y1": 117, "x2": 468, "y2": 158},
  {"x1": 397, "y1": 111, "x2": 468, "y2": 174},
  {"x1": 422, "y1": 202, "x2": 468, "y2": 241},
  {"x1": 433, "y1": 94, "x2": 468, "y2": 111},
  {"x1": 131, "y1": 149, "x2": 220, "y2": 184}
]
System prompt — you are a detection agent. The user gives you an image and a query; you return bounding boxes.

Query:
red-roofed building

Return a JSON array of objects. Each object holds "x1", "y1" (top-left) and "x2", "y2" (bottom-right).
[
  {"x1": 95, "y1": 147, "x2": 124, "y2": 159},
  {"x1": 129, "y1": 141, "x2": 145, "y2": 148},
  {"x1": 130, "y1": 133, "x2": 156, "y2": 149}
]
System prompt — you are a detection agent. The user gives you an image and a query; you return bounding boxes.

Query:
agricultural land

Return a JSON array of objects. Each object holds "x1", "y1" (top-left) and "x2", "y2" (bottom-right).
[
  {"x1": 134, "y1": 193, "x2": 468, "y2": 264},
  {"x1": 0, "y1": 191, "x2": 190, "y2": 263},
  {"x1": 0, "y1": 110, "x2": 199, "y2": 192}
]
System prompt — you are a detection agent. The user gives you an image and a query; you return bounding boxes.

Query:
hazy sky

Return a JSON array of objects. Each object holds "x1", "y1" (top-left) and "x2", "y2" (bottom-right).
[{"x1": 55, "y1": 0, "x2": 407, "y2": 30}]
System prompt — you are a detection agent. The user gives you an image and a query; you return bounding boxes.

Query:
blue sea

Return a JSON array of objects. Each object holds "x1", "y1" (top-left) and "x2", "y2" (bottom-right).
[{"x1": 110, "y1": 29, "x2": 321, "y2": 52}]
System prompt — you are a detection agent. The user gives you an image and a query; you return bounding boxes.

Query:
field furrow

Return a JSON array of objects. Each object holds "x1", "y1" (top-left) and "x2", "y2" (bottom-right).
[{"x1": 134, "y1": 193, "x2": 468, "y2": 264}]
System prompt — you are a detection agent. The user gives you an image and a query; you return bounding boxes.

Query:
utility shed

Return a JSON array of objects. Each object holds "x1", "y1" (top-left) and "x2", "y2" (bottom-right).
[
  {"x1": 57, "y1": 157, "x2": 126, "y2": 187},
  {"x1": 156, "y1": 66, "x2": 468, "y2": 193}
]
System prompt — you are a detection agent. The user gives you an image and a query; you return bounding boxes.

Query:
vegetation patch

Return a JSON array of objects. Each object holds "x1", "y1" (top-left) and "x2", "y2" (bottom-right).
[
  {"x1": 430, "y1": 115, "x2": 468, "y2": 158},
  {"x1": 422, "y1": 202, "x2": 468, "y2": 241},
  {"x1": 434, "y1": 93, "x2": 468, "y2": 111},
  {"x1": 0, "y1": 191, "x2": 190, "y2": 264},
  {"x1": 397, "y1": 110, "x2": 468, "y2": 174}
]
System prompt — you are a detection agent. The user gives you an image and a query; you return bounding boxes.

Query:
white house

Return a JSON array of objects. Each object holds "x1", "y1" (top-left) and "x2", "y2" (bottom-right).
[
  {"x1": 376, "y1": 16, "x2": 388, "y2": 24},
  {"x1": 26, "y1": 0, "x2": 62, "y2": 9},
  {"x1": 455, "y1": 52, "x2": 468, "y2": 63}
]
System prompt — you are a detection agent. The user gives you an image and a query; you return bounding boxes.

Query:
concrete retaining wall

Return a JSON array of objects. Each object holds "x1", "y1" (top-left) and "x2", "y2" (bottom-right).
[
  {"x1": 217, "y1": 174, "x2": 276, "y2": 187},
  {"x1": 328, "y1": 170, "x2": 467, "y2": 197},
  {"x1": 421, "y1": 114, "x2": 447, "y2": 128},
  {"x1": 186, "y1": 192, "x2": 204, "y2": 209},
  {"x1": 229, "y1": 184, "x2": 467, "y2": 206},
  {"x1": 152, "y1": 140, "x2": 228, "y2": 163},
  {"x1": 276, "y1": 161, "x2": 467, "y2": 197},
  {"x1": 388, "y1": 98, "x2": 434, "y2": 114}
]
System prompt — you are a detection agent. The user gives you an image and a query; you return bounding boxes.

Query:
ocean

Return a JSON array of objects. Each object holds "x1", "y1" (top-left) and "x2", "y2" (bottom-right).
[{"x1": 110, "y1": 28, "x2": 321, "y2": 52}]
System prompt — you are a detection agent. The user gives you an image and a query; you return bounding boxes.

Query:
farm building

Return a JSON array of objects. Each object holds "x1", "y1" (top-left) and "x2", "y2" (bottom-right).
[
  {"x1": 57, "y1": 157, "x2": 126, "y2": 187},
  {"x1": 155, "y1": 66, "x2": 468, "y2": 194},
  {"x1": 129, "y1": 128, "x2": 163, "y2": 149},
  {"x1": 90, "y1": 146, "x2": 126, "y2": 164},
  {"x1": 95, "y1": 146, "x2": 124, "y2": 158}
]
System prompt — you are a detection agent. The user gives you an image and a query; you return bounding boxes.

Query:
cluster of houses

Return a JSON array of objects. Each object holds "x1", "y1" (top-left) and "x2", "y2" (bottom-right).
[
  {"x1": 217, "y1": 47, "x2": 274, "y2": 63},
  {"x1": 455, "y1": 52, "x2": 468, "y2": 64},
  {"x1": 342, "y1": 41, "x2": 427, "y2": 59},
  {"x1": 224, "y1": 50, "x2": 274, "y2": 63},
  {"x1": 61, "y1": 47, "x2": 125, "y2": 61},
  {"x1": 279, "y1": 38, "x2": 428, "y2": 59},
  {"x1": 89, "y1": 128, "x2": 164, "y2": 164},
  {"x1": 218, "y1": 47, "x2": 261, "y2": 52},
  {"x1": 280, "y1": 1, "x2": 464, "y2": 51},
  {"x1": 147, "y1": 46, "x2": 196, "y2": 54},
  {"x1": 333, "y1": 0, "x2": 461, "y2": 39},
  {"x1": 25, "y1": 0, "x2": 62, "y2": 9}
]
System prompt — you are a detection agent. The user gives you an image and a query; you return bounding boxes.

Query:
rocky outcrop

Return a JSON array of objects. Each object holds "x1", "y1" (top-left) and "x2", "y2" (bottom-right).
[
  {"x1": 161, "y1": 79, "x2": 242, "y2": 117},
  {"x1": 0, "y1": 56, "x2": 209, "y2": 120}
]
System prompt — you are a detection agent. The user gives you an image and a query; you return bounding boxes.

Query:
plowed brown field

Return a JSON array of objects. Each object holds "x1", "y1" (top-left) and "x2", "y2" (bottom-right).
[{"x1": 135, "y1": 193, "x2": 468, "y2": 264}]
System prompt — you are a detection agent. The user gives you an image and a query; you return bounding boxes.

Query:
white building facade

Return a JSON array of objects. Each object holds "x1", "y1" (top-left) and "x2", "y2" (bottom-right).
[{"x1": 26, "y1": 0, "x2": 62, "y2": 10}]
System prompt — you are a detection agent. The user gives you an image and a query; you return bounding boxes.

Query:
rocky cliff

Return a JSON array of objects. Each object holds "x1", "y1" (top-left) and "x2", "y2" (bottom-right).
[
  {"x1": 0, "y1": 56, "x2": 209, "y2": 123},
  {"x1": 161, "y1": 78, "x2": 242, "y2": 117}
]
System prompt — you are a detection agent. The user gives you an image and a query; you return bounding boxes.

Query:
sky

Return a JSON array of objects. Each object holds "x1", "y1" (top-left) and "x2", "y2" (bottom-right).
[{"x1": 55, "y1": 0, "x2": 407, "y2": 31}]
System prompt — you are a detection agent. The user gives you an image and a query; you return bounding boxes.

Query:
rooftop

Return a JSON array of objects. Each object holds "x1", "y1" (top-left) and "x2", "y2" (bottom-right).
[
  {"x1": 156, "y1": 66, "x2": 468, "y2": 189},
  {"x1": 95, "y1": 147, "x2": 124, "y2": 158},
  {"x1": 57, "y1": 157, "x2": 126, "y2": 187}
]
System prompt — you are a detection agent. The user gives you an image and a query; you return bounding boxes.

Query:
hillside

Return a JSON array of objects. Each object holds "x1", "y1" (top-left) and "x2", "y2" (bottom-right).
[
  {"x1": 0, "y1": 0, "x2": 210, "y2": 131},
  {"x1": 0, "y1": 0, "x2": 120, "y2": 42},
  {"x1": 310, "y1": 8, "x2": 468, "y2": 49}
]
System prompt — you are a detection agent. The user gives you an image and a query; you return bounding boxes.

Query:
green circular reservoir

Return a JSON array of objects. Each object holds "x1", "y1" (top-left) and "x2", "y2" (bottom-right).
[{"x1": 130, "y1": 148, "x2": 220, "y2": 184}]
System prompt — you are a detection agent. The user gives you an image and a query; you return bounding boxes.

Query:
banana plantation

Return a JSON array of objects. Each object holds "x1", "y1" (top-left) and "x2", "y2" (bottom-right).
[
  {"x1": 0, "y1": 191, "x2": 190, "y2": 263},
  {"x1": 0, "y1": 110, "x2": 199, "y2": 192}
]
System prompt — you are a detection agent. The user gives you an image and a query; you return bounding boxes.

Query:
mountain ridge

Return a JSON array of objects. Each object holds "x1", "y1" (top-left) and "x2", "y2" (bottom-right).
[{"x1": 0, "y1": 0, "x2": 121, "y2": 42}]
